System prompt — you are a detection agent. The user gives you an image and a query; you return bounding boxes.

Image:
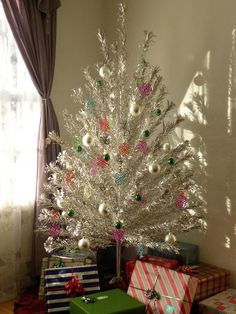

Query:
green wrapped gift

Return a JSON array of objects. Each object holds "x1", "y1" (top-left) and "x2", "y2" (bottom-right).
[{"x1": 70, "y1": 289, "x2": 146, "y2": 314}]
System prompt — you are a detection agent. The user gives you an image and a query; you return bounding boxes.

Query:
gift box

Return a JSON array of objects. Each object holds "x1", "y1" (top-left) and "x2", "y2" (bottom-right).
[
  {"x1": 148, "y1": 241, "x2": 199, "y2": 265},
  {"x1": 127, "y1": 260, "x2": 198, "y2": 314},
  {"x1": 45, "y1": 264, "x2": 100, "y2": 313},
  {"x1": 188, "y1": 263, "x2": 230, "y2": 302},
  {"x1": 199, "y1": 288, "x2": 236, "y2": 313},
  {"x1": 126, "y1": 255, "x2": 179, "y2": 284},
  {"x1": 39, "y1": 254, "x2": 93, "y2": 300},
  {"x1": 70, "y1": 288, "x2": 146, "y2": 314}
]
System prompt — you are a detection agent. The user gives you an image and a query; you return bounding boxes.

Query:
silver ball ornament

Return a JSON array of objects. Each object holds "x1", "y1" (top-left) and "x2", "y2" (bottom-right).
[
  {"x1": 98, "y1": 203, "x2": 109, "y2": 216},
  {"x1": 130, "y1": 103, "x2": 141, "y2": 116},
  {"x1": 99, "y1": 65, "x2": 111, "y2": 80},
  {"x1": 165, "y1": 233, "x2": 177, "y2": 244},
  {"x1": 78, "y1": 238, "x2": 90, "y2": 250},
  {"x1": 148, "y1": 163, "x2": 161, "y2": 174},
  {"x1": 193, "y1": 73, "x2": 204, "y2": 86},
  {"x1": 163, "y1": 143, "x2": 171, "y2": 152},
  {"x1": 82, "y1": 133, "x2": 94, "y2": 147}
]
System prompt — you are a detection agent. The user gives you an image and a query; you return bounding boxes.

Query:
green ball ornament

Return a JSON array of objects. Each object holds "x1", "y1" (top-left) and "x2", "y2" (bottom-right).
[
  {"x1": 156, "y1": 108, "x2": 162, "y2": 116},
  {"x1": 115, "y1": 221, "x2": 122, "y2": 229},
  {"x1": 96, "y1": 79, "x2": 103, "y2": 87},
  {"x1": 103, "y1": 153, "x2": 110, "y2": 161},
  {"x1": 143, "y1": 130, "x2": 150, "y2": 138},
  {"x1": 68, "y1": 210, "x2": 75, "y2": 217},
  {"x1": 135, "y1": 194, "x2": 142, "y2": 201},
  {"x1": 76, "y1": 145, "x2": 83, "y2": 152},
  {"x1": 168, "y1": 158, "x2": 174, "y2": 165}
]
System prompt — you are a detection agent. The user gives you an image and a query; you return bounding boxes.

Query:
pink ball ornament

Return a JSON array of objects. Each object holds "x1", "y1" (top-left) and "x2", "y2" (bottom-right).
[
  {"x1": 139, "y1": 83, "x2": 152, "y2": 97},
  {"x1": 89, "y1": 161, "x2": 98, "y2": 176},
  {"x1": 49, "y1": 223, "x2": 61, "y2": 237},
  {"x1": 137, "y1": 140, "x2": 148, "y2": 155},
  {"x1": 175, "y1": 192, "x2": 187, "y2": 209},
  {"x1": 99, "y1": 118, "x2": 109, "y2": 132},
  {"x1": 112, "y1": 228, "x2": 125, "y2": 241}
]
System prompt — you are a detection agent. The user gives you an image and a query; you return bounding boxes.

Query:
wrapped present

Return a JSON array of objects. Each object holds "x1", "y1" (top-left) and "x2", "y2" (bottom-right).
[
  {"x1": 39, "y1": 254, "x2": 94, "y2": 300},
  {"x1": 70, "y1": 288, "x2": 146, "y2": 314},
  {"x1": 199, "y1": 288, "x2": 236, "y2": 313},
  {"x1": 148, "y1": 241, "x2": 199, "y2": 265},
  {"x1": 126, "y1": 256, "x2": 179, "y2": 284},
  {"x1": 45, "y1": 264, "x2": 100, "y2": 313},
  {"x1": 127, "y1": 260, "x2": 198, "y2": 314},
  {"x1": 187, "y1": 263, "x2": 230, "y2": 302}
]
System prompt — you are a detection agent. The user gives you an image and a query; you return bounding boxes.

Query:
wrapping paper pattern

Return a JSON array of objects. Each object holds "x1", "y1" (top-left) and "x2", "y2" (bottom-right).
[
  {"x1": 199, "y1": 289, "x2": 236, "y2": 313},
  {"x1": 45, "y1": 264, "x2": 100, "y2": 313},
  {"x1": 126, "y1": 256, "x2": 178, "y2": 284},
  {"x1": 127, "y1": 260, "x2": 197, "y2": 314},
  {"x1": 190, "y1": 264, "x2": 230, "y2": 302},
  {"x1": 39, "y1": 256, "x2": 93, "y2": 300}
]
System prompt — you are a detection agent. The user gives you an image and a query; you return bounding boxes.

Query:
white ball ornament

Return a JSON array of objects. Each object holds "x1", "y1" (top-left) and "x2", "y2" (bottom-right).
[
  {"x1": 165, "y1": 232, "x2": 177, "y2": 244},
  {"x1": 99, "y1": 65, "x2": 111, "y2": 80},
  {"x1": 98, "y1": 203, "x2": 109, "y2": 216},
  {"x1": 163, "y1": 143, "x2": 171, "y2": 152},
  {"x1": 82, "y1": 133, "x2": 94, "y2": 147},
  {"x1": 78, "y1": 238, "x2": 90, "y2": 250},
  {"x1": 130, "y1": 103, "x2": 141, "y2": 116},
  {"x1": 148, "y1": 163, "x2": 161, "y2": 175}
]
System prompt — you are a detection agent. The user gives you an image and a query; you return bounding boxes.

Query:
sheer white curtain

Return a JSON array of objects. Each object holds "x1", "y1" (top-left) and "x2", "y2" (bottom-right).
[{"x1": 0, "y1": 2, "x2": 40, "y2": 302}]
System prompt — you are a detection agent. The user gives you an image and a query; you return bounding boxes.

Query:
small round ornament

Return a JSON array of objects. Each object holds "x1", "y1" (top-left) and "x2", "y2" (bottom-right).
[
  {"x1": 99, "y1": 65, "x2": 111, "y2": 80},
  {"x1": 78, "y1": 238, "x2": 90, "y2": 250},
  {"x1": 86, "y1": 97, "x2": 96, "y2": 111},
  {"x1": 163, "y1": 143, "x2": 171, "y2": 152},
  {"x1": 66, "y1": 170, "x2": 75, "y2": 183},
  {"x1": 148, "y1": 163, "x2": 161, "y2": 174},
  {"x1": 143, "y1": 130, "x2": 150, "y2": 138},
  {"x1": 103, "y1": 153, "x2": 110, "y2": 161},
  {"x1": 68, "y1": 209, "x2": 75, "y2": 217},
  {"x1": 115, "y1": 221, "x2": 122, "y2": 229},
  {"x1": 137, "y1": 140, "x2": 148, "y2": 155},
  {"x1": 89, "y1": 161, "x2": 98, "y2": 176},
  {"x1": 139, "y1": 83, "x2": 152, "y2": 97},
  {"x1": 119, "y1": 142, "x2": 130, "y2": 156},
  {"x1": 165, "y1": 233, "x2": 177, "y2": 244},
  {"x1": 75, "y1": 145, "x2": 83, "y2": 152},
  {"x1": 155, "y1": 108, "x2": 162, "y2": 116},
  {"x1": 168, "y1": 158, "x2": 174, "y2": 165},
  {"x1": 114, "y1": 172, "x2": 126, "y2": 185},
  {"x1": 98, "y1": 203, "x2": 109, "y2": 216},
  {"x1": 82, "y1": 133, "x2": 94, "y2": 147},
  {"x1": 129, "y1": 103, "x2": 141, "y2": 116},
  {"x1": 134, "y1": 194, "x2": 142, "y2": 201},
  {"x1": 96, "y1": 79, "x2": 103, "y2": 87},
  {"x1": 97, "y1": 156, "x2": 108, "y2": 169},
  {"x1": 175, "y1": 192, "x2": 187, "y2": 209},
  {"x1": 193, "y1": 73, "x2": 204, "y2": 86},
  {"x1": 99, "y1": 118, "x2": 109, "y2": 132}
]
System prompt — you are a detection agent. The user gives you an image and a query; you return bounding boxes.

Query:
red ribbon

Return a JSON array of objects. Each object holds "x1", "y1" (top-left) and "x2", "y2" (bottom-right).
[
  {"x1": 64, "y1": 275, "x2": 84, "y2": 297},
  {"x1": 178, "y1": 265, "x2": 199, "y2": 275}
]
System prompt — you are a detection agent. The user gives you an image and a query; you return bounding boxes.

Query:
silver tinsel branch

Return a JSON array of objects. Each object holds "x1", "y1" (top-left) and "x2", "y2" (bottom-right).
[{"x1": 38, "y1": 3, "x2": 205, "y2": 254}]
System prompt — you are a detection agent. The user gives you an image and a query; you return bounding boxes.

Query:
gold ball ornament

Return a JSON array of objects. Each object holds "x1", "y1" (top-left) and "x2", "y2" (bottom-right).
[
  {"x1": 163, "y1": 143, "x2": 171, "y2": 152},
  {"x1": 99, "y1": 65, "x2": 111, "y2": 80},
  {"x1": 78, "y1": 238, "x2": 90, "y2": 250},
  {"x1": 148, "y1": 163, "x2": 161, "y2": 174},
  {"x1": 165, "y1": 233, "x2": 177, "y2": 244},
  {"x1": 129, "y1": 103, "x2": 141, "y2": 116},
  {"x1": 82, "y1": 133, "x2": 94, "y2": 147},
  {"x1": 98, "y1": 203, "x2": 109, "y2": 216}
]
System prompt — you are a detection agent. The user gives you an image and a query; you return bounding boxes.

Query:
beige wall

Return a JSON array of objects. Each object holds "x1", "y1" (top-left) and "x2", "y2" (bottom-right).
[
  {"x1": 52, "y1": 0, "x2": 236, "y2": 286},
  {"x1": 52, "y1": 0, "x2": 105, "y2": 142}
]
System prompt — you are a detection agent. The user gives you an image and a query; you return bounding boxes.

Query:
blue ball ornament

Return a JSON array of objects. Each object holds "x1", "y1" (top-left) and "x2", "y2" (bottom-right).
[
  {"x1": 86, "y1": 97, "x2": 96, "y2": 111},
  {"x1": 115, "y1": 172, "x2": 126, "y2": 185}
]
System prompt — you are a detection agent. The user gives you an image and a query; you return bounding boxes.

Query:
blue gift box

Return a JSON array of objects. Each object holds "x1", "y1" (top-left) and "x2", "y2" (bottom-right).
[
  {"x1": 45, "y1": 264, "x2": 100, "y2": 313},
  {"x1": 148, "y1": 241, "x2": 199, "y2": 265}
]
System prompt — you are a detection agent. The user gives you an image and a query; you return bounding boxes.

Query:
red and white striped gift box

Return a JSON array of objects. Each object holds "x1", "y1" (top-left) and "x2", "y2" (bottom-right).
[{"x1": 127, "y1": 260, "x2": 198, "y2": 314}]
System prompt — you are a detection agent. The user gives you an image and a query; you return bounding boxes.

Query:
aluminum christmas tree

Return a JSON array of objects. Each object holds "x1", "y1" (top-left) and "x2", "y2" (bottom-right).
[{"x1": 38, "y1": 3, "x2": 205, "y2": 279}]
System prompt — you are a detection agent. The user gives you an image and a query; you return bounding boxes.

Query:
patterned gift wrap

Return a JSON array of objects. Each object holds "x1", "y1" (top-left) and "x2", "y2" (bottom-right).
[
  {"x1": 127, "y1": 260, "x2": 198, "y2": 314},
  {"x1": 126, "y1": 256, "x2": 178, "y2": 284},
  {"x1": 190, "y1": 263, "x2": 230, "y2": 302},
  {"x1": 199, "y1": 288, "x2": 236, "y2": 313},
  {"x1": 39, "y1": 255, "x2": 93, "y2": 300},
  {"x1": 45, "y1": 264, "x2": 100, "y2": 313}
]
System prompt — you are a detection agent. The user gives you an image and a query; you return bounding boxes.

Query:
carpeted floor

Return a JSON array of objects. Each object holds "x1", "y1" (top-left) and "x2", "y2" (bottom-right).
[{"x1": 14, "y1": 288, "x2": 46, "y2": 314}]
